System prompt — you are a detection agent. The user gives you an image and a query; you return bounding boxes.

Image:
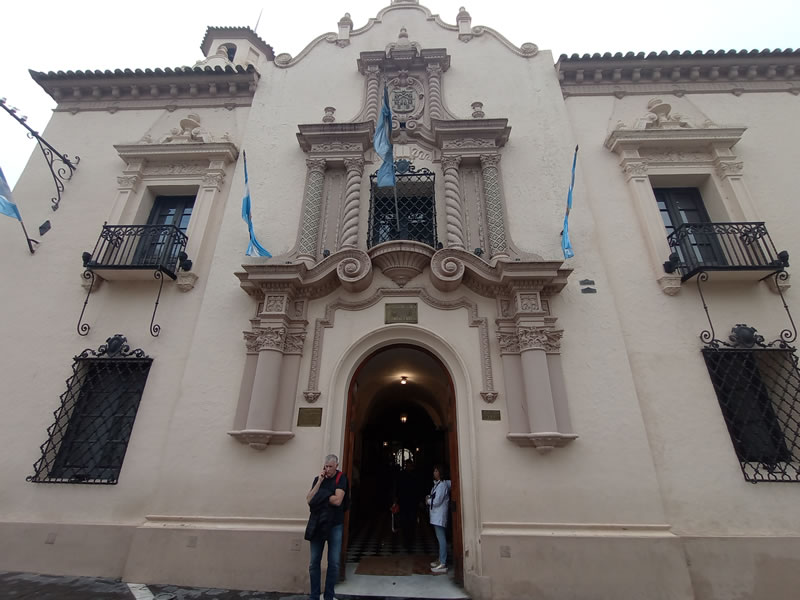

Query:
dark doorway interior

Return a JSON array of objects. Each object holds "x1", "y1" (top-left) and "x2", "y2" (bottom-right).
[{"x1": 342, "y1": 345, "x2": 462, "y2": 581}]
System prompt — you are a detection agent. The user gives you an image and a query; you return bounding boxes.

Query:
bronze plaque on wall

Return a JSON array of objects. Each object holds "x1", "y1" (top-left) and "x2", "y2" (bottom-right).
[
  {"x1": 385, "y1": 303, "x2": 418, "y2": 324},
  {"x1": 481, "y1": 410, "x2": 501, "y2": 421},
  {"x1": 297, "y1": 408, "x2": 323, "y2": 427}
]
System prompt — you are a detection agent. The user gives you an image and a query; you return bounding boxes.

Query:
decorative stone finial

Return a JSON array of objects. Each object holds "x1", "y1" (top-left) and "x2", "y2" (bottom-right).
[
  {"x1": 471, "y1": 102, "x2": 485, "y2": 118},
  {"x1": 457, "y1": 7, "x2": 473, "y2": 41},
  {"x1": 397, "y1": 27, "x2": 411, "y2": 47},
  {"x1": 322, "y1": 106, "x2": 336, "y2": 123},
  {"x1": 337, "y1": 13, "x2": 353, "y2": 47}
]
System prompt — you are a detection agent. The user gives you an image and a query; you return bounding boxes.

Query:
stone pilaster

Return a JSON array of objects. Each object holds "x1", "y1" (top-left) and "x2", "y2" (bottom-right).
[
  {"x1": 480, "y1": 153, "x2": 508, "y2": 258},
  {"x1": 297, "y1": 158, "x2": 327, "y2": 261}
]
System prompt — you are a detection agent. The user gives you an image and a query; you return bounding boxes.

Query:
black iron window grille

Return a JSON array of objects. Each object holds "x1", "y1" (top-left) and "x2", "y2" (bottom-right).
[
  {"x1": 664, "y1": 222, "x2": 788, "y2": 281},
  {"x1": 368, "y1": 161, "x2": 437, "y2": 248},
  {"x1": 702, "y1": 325, "x2": 800, "y2": 483},
  {"x1": 84, "y1": 223, "x2": 189, "y2": 279},
  {"x1": 28, "y1": 335, "x2": 152, "y2": 485}
]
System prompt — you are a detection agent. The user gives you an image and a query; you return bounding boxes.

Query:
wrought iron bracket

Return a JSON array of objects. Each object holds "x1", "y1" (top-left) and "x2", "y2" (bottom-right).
[
  {"x1": 77, "y1": 270, "x2": 95, "y2": 336},
  {"x1": 150, "y1": 270, "x2": 165, "y2": 337},
  {"x1": 696, "y1": 271, "x2": 716, "y2": 346},
  {"x1": 773, "y1": 271, "x2": 797, "y2": 346},
  {"x1": 1, "y1": 97, "x2": 79, "y2": 212}
]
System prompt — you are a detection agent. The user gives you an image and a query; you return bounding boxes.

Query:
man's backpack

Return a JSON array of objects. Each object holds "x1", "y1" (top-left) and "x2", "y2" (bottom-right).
[{"x1": 335, "y1": 471, "x2": 351, "y2": 512}]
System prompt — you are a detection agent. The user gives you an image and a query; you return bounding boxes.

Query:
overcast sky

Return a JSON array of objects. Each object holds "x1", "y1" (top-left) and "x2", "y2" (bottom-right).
[{"x1": 1, "y1": 0, "x2": 797, "y2": 187}]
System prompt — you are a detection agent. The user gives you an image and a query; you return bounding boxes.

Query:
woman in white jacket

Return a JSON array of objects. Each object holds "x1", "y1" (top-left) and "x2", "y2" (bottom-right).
[{"x1": 426, "y1": 465, "x2": 451, "y2": 573}]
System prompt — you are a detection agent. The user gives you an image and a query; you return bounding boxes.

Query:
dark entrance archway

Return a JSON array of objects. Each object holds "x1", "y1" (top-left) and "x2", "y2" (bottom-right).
[{"x1": 342, "y1": 344, "x2": 463, "y2": 583}]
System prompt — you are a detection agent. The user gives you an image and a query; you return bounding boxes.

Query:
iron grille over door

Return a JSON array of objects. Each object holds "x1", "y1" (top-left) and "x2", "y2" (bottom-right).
[
  {"x1": 368, "y1": 163, "x2": 437, "y2": 248},
  {"x1": 28, "y1": 336, "x2": 152, "y2": 484},
  {"x1": 702, "y1": 346, "x2": 800, "y2": 482}
]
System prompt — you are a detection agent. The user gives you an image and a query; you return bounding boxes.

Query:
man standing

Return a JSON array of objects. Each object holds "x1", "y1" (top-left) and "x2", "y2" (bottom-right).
[{"x1": 306, "y1": 454, "x2": 348, "y2": 600}]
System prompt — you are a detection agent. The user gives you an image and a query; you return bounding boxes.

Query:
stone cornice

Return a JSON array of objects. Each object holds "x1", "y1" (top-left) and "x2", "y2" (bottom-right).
[
  {"x1": 200, "y1": 26, "x2": 275, "y2": 61},
  {"x1": 113, "y1": 142, "x2": 239, "y2": 164},
  {"x1": 296, "y1": 122, "x2": 374, "y2": 159},
  {"x1": 431, "y1": 118, "x2": 511, "y2": 155},
  {"x1": 357, "y1": 48, "x2": 451, "y2": 74},
  {"x1": 557, "y1": 49, "x2": 800, "y2": 96},
  {"x1": 29, "y1": 65, "x2": 259, "y2": 109},
  {"x1": 605, "y1": 127, "x2": 747, "y2": 153}
]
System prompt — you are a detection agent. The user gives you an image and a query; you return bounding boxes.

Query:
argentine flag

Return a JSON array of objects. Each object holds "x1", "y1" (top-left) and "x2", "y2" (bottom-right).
[
  {"x1": 0, "y1": 167, "x2": 21, "y2": 221},
  {"x1": 373, "y1": 86, "x2": 395, "y2": 188},
  {"x1": 241, "y1": 152, "x2": 271, "y2": 257}
]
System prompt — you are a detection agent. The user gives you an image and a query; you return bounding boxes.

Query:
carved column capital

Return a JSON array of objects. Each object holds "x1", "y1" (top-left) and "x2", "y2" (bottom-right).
[
  {"x1": 116, "y1": 174, "x2": 141, "y2": 190},
  {"x1": 202, "y1": 172, "x2": 225, "y2": 188},
  {"x1": 517, "y1": 326, "x2": 563, "y2": 353},
  {"x1": 284, "y1": 331, "x2": 307, "y2": 354},
  {"x1": 714, "y1": 159, "x2": 744, "y2": 179},
  {"x1": 247, "y1": 327, "x2": 287, "y2": 352},
  {"x1": 441, "y1": 155, "x2": 462, "y2": 171},
  {"x1": 497, "y1": 331, "x2": 521, "y2": 354},
  {"x1": 344, "y1": 157, "x2": 365, "y2": 174},
  {"x1": 622, "y1": 160, "x2": 648, "y2": 181},
  {"x1": 480, "y1": 153, "x2": 501, "y2": 169},
  {"x1": 306, "y1": 158, "x2": 328, "y2": 173}
]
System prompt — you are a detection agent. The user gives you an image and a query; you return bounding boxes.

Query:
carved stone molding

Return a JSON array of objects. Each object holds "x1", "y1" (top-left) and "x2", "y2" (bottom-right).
[
  {"x1": 284, "y1": 332, "x2": 307, "y2": 355},
  {"x1": 369, "y1": 241, "x2": 434, "y2": 288},
  {"x1": 507, "y1": 432, "x2": 579, "y2": 454},
  {"x1": 116, "y1": 175, "x2": 141, "y2": 190},
  {"x1": 336, "y1": 251, "x2": 374, "y2": 292},
  {"x1": 480, "y1": 391, "x2": 499, "y2": 404},
  {"x1": 517, "y1": 326, "x2": 551, "y2": 352},
  {"x1": 175, "y1": 271, "x2": 198, "y2": 292},
  {"x1": 303, "y1": 287, "x2": 496, "y2": 408},
  {"x1": 714, "y1": 159, "x2": 744, "y2": 179},
  {"x1": 252, "y1": 327, "x2": 287, "y2": 352},
  {"x1": 497, "y1": 332, "x2": 520, "y2": 354},
  {"x1": 304, "y1": 391, "x2": 321, "y2": 404},
  {"x1": 228, "y1": 429, "x2": 294, "y2": 450},
  {"x1": 658, "y1": 274, "x2": 683, "y2": 296},
  {"x1": 202, "y1": 172, "x2": 225, "y2": 187}
]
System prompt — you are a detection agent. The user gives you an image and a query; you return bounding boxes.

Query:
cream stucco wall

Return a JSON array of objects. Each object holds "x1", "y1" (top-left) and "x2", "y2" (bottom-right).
[{"x1": 1, "y1": 3, "x2": 799, "y2": 600}]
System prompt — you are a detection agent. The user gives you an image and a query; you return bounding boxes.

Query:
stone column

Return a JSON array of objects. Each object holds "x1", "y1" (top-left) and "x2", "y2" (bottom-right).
[
  {"x1": 517, "y1": 325, "x2": 559, "y2": 434},
  {"x1": 365, "y1": 66, "x2": 381, "y2": 123},
  {"x1": 273, "y1": 329, "x2": 307, "y2": 432},
  {"x1": 427, "y1": 64, "x2": 443, "y2": 120},
  {"x1": 496, "y1": 327, "x2": 527, "y2": 435},
  {"x1": 339, "y1": 157, "x2": 365, "y2": 249},
  {"x1": 245, "y1": 326, "x2": 286, "y2": 432},
  {"x1": 480, "y1": 153, "x2": 508, "y2": 258},
  {"x1": 441, "y1": 155, "x2": 465, "y2": 249},
  {"x1": 297, "y1": 158, "x2": 327, "y2": 262}
]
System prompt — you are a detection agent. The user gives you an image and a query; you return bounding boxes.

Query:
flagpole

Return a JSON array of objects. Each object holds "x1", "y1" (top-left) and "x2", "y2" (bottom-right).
[
  {"x1": 385, "y1": 81, "x2": 400, "y2": 232},
  {"x1": 19, "y1": 217, "x2": 38, "y2": 254}
]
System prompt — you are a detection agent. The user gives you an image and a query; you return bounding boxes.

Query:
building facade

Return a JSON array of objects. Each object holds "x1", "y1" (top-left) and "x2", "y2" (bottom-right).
[{"x1": 1, "y1": 2, "x2": 799, "y2": 598}]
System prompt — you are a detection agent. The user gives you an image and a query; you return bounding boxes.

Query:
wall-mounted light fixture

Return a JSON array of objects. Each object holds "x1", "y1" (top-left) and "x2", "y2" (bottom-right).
[{"x1": 400, "y1": 376, "x2": 408, "y2": 384}]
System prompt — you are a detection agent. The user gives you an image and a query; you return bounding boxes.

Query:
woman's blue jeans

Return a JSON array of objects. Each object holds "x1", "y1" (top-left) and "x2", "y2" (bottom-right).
[
  {"x1": 434, "y1": 524, "x2": 447, "y2": 566},
  {"x1": 309, "y1": 523, "x2": 343, "y2": 600}
]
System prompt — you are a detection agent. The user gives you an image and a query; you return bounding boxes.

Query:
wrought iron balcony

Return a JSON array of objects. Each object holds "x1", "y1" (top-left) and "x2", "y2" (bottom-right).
[
  {"x1": 369, "y1": 163, "x2": 437, "y2": 249},
  {"x1": 82, "y1": 224, "x2": 191, "y2": 280},
  {"x1": 663, "y1": 222, "x2": 789, "y2": 282}
]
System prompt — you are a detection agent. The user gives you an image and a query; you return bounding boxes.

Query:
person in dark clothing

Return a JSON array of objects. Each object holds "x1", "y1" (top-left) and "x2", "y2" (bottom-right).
[
  {"x1": 396, "y1": 460, "x2": 424, "y2": 552},
  {"x1": 306, "y1": 454, "x2": 348, "y2": 600}
]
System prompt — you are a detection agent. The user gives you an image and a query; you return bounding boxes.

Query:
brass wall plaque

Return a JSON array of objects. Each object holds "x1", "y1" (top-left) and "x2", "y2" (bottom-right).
[
  {"x1": 385, "y1": 303, "x2": 418, "y2": 324},
  {"x1": 297, "y1": 407, "x2": 323, "y2": 427},
  {"x1": 481, "y1": 410, "x2": 501, "y2": 421}
]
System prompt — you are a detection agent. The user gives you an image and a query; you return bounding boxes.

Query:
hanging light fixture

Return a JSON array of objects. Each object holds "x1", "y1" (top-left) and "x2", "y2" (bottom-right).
[
  {"x1": 400, "y1": 413, "x2": 408, "y2": 424},
  {"x1": 400, "y1": 376, "x2": 408, "y2": 384}
]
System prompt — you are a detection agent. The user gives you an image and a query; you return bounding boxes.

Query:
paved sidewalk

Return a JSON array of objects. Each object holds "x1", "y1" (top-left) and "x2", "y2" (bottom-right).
[{"x1": 1, "y1": 570, "x2": 456, "y2": 600}]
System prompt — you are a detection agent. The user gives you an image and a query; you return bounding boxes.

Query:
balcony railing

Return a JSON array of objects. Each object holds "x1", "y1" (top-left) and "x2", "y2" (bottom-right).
[
  {"x1": 664, "y1": 222, "x2": 789, "y2": 282},
  {"x1": 83, "y1": 224, "x2": 189, "y2": 280}
]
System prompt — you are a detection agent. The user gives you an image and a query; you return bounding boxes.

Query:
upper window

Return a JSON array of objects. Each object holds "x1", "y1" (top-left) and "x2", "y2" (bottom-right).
[
  {"x1": 656, "y1": 187, "x2": 726, "y2": 270},
  {"x1": 368, "y1": 163, "x2": 437, "y2": 248},
  {"x1": 28, "y1": 335, "x2": 152, "y2": 485}
]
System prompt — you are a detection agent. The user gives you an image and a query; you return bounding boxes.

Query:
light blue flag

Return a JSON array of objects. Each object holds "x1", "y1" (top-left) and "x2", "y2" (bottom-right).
[
  {"x1": 373, "y1": 85, "x2": 395, "y2": 188},
  {"x1": 0, "y1": 167, "x2": 21, "y2": 221},
  {"x1": 241, "y1": 152, "x2": 272, "y2": 257},
  {"x1": 561, "y1": 145, "x2": 579, "y2": 259}
]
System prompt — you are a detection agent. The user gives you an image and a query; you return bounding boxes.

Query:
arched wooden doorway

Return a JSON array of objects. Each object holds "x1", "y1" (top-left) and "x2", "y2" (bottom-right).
[{"x1": 341, "y1": 343, "x2": 463, "y2": 583}]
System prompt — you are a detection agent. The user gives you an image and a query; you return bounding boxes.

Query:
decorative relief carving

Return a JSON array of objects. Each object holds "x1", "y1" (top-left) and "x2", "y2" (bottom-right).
[
  {"x1": 443, "y1": 138, "x2": 495, "y2": 149},
  {"x1": 252, "y1": 327, "x2": 287, "y2": 351},
  {"x1": 284, "y1": 332, "x2": 307, "y2": 354},
  {"x1": 202, "y1": 172, "x2": 225, "y2": 187},
  {"x1": 499, "y1": 298, "x2": 512, "y2": 318},
  {"x1": 294, "y1": 301, "x2": 306, "y2": 318},
  {"x1": 518, "y1": 293, "x2": 541, "y2": 312},
  {"x1": 141, "y1": 163, "x2": 207, "y2": 176},
  {"x1": 117, "y1": 175, "x2": 141, "y2": 189},
  {"x1": 310, "y1": 142, "x2": 362, "y2": 152},
  {"x1": 265, "y1": 295, "x2": 286, "y2": 313},
  {"x1": 640, "y1": 150, "x2": 712, "y2": 162},
  {"x1": 497, "y1": 332, "x2": 520, "y2": 354},
  {"x1": 517, "y1": 326, "x2": 550, "y2": 352},
  {"x1": 714, "y1": 160, "x2": 744, "y2": 178},
  {"x1": 622, "y1": 161, "x2": 648, "y2": 179},
  {"x1": 243, "y1": 331, "x2": 260, "y2": 353},
  {"x1": 409, "y1": 146, "x2": 433, "y2": 161}
]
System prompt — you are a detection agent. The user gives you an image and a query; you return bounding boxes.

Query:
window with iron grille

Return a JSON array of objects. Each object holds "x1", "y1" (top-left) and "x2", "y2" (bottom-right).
[
  {"x1": 702, "y1": 343, "x2": 800, "y2": 483},
  {"x1": 368, "y1": 162, "x2": 437, "y2": 248},
  {"x1": 28, "y1": 335, "x2": 152, "y2": 485}
]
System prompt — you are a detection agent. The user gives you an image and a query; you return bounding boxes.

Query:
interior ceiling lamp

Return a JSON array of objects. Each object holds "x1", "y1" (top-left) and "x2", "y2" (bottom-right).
[
  {"x1": 400, "y1": 413, "x2": 408, "y2": 423},
  {"x1": 400, "y1": 376, "x2": 408, "y2": 384}
]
